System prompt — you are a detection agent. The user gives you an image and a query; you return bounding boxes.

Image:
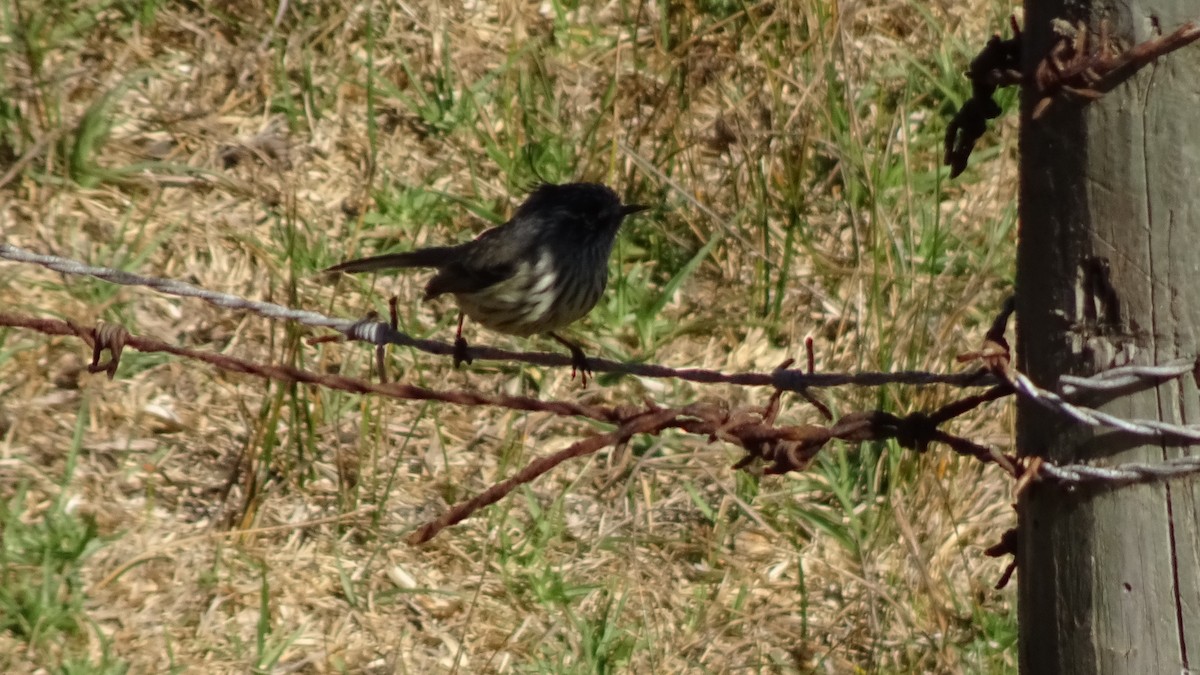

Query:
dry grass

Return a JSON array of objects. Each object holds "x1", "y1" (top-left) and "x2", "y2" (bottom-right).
[{"x1": 1, "y1": 0, "x2": 1020, "y2": 672}]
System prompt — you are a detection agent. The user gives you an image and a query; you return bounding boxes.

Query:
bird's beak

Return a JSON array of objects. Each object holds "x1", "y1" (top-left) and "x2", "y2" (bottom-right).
[{"x1": 622, "y1": 204, "x2": 650, "y2": 217}]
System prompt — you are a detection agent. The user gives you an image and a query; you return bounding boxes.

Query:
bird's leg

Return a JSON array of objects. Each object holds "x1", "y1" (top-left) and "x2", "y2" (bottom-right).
[
  {"x1": 549, "y1": 332, "x2": 591, "y2": 386},
  {"x1": 453, "y1": 313, "x2": 472, "y2": 368}
]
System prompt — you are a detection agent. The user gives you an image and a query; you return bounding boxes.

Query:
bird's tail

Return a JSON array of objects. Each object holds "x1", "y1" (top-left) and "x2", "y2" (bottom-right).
[{"x1": 324, "y1": 245, "x2": 460, "y2": 274}]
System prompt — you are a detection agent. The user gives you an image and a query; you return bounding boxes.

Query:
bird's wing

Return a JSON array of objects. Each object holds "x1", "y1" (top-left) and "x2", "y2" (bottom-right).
[
  {"x1": 424, "y1": 259, "x2": 514, "y2": 298},
  {"x1": 422, "y1": 225, "x2": 522, "y2": 298}
]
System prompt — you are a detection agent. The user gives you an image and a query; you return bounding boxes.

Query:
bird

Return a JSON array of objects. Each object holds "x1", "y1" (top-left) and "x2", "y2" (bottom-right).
[{"x1": 325, "y1": 182, "x2": 649, "y2": 384}]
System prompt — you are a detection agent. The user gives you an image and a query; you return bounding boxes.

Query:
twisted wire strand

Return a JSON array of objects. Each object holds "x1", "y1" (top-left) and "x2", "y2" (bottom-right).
[
  {"x1": 1, "y1": 243, "x2": 352, "y2": 330},
  {"x1": 0, "y1": 243, "x2": 994, "y2": 390},
  {"x1": 1039, "y1": 455, "x2": 1200, "y2": 486},
  {"x1": 8, "y1": 243, "x2": 1200, "y2": 491},
  {"x1": 1007, "y1": 368, "x2": 1200, "y2": 443},
  {"x1": 4, "y1": 309, "x2": 1200, "y2": 508},
  {"x1": 1009, "y1": 361, "x2": 1200, "y2": 485},
  {"x1": 1057, "y1": 358, "x2": 1196, "y2": 395}
]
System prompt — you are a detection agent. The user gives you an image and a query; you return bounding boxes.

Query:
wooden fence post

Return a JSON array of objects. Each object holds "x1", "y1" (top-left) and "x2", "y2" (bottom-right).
[{"x1": 1017, "y1": 2, "x2": 1200, "y2": 672}]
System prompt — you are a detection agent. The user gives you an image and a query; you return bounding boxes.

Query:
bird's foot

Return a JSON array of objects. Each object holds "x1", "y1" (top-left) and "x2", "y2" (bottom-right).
[
  {"x1": 569, "y1": 345, "x2": 592, "y2": 387},
  {"x1": 550, "y1": 332, "x2": 591, "y2": 386},
  {"x1": 452, "y1": 313, "x2": 473, "y2": 368},
  {"x1": 453, "y1": 336, "x2": 473, "y2": 368}
]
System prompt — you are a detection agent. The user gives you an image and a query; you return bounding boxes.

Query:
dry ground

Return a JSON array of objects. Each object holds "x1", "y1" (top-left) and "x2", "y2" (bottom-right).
[{"x1": 1, "y1": 0, "x2": 1020, "y2": 672}]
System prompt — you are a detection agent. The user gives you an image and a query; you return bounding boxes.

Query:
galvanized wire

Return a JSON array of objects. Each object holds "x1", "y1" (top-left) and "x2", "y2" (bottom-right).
[{"x1": 1007, "y1": 368, "x2": 1200, "y2": 443}]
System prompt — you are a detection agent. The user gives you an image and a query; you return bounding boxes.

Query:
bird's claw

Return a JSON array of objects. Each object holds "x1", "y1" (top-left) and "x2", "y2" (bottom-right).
[
  {"x1": 568, "y1": 345, "x2": 591, "y2": 387},
  {"x1": 453, "y1": 336, "x2": 473, "y2": 368},
  {"x1": 549, "y1": 332, "x2": 593, "y2": 386}
]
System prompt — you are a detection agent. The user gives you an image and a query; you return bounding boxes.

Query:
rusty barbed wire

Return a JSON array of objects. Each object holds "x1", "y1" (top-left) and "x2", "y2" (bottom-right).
[
  {"x1": 9, "y1": 244, "x2": 1200, "y2": 548},
  {"x1": 1030, "y1": 19, "x2": 1200, "y2": 120},
  {"x1": 409, "y1": 388, "x2": 1022, "y2": 543},
  {"x1": 0, "y1": 311, "x2": 1017, "y2": 541},
  {"x1": 0, "y1": 312, "x2": 621, "y2": 422},
  {"x1": 944, "y1": 17, "x2": 1200, "y2": 176},
  {"x1": 0, "y1": 311, "x2": 1007, "y2": 462},
  {"x1": 6, "y1": 310, "x2": 1200, "y2": 546},
  {"x1": 406, "y1": 408, "x2": 686, "y2": 544},
  {"x1": 0, "y1": 243, "x2": 996, "y2": 390}
]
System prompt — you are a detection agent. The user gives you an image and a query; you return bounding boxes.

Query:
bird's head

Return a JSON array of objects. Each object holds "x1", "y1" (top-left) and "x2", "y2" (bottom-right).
[{"x1": 515, "y1": 182, "x2": 648, "y2": 239}]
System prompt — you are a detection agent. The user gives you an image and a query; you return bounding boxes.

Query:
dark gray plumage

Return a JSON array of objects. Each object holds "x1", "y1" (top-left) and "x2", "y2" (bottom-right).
[{"x1": 326, "y1": 182, "x2": 648, "y2": 381}]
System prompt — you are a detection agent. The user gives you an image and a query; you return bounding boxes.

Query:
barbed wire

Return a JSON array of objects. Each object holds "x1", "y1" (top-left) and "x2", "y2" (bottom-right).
[
  {"x1": 0, "y1": 312, "x2": 623, "y2": 422},
  {"x1": 0, "y1": 311, "x2": 1018, "y2": 542},
  {"x1": 966, "y1": 295, "x2": 1200, "y2": 446},
  {"x1": 1002, "y1": 367, "x2": 1200, "y2": 443},
  {"x1": 7, "y1": 242, "x2": 1200, "y2": 453},
  {"x1": 1037, "y1": 456, "x2": 1200, "y2": 486},
  {"x1": 0, "y1": 243, "x2": 995, "y2": 391},
  {"x1": 1058, "y1": 358, "x2": 1196, "y2": 396},
  {"x1": 0, "y1": 243, "x2": 352, "y2": 330},
  {"x1": 5, "y1": 310, "x2": 1200, "y2": 545},
  {"x1": 8, "y1": 243, "x2": 1200, "y2": 547}
]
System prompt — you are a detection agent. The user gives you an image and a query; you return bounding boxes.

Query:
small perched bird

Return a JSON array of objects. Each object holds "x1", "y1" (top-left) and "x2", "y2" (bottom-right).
[{"x1": 325, "y1": 182, "x2": 648, "y2": 383}]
